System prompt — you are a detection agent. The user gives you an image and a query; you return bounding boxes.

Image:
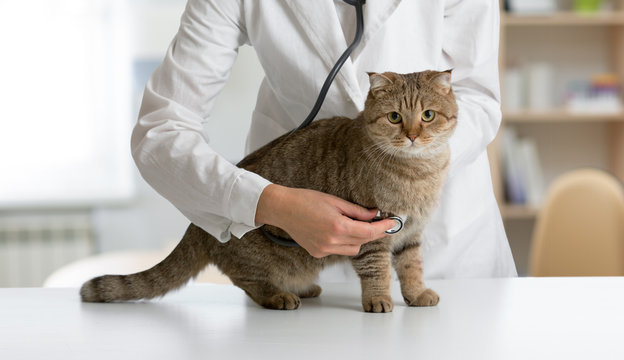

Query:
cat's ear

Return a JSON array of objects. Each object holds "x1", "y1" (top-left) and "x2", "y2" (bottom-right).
[
  {"x1": 432, "y1": 70, "x2": 453, "y2": 95},
  {"x1": 368, "y1": 72, "x2": 394, "y2": 96}
]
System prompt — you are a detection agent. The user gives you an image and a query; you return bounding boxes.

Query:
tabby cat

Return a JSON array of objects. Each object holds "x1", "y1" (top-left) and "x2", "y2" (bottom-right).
[{"x1": 81, "y1": 70, "x2": 458, "y2": 313}]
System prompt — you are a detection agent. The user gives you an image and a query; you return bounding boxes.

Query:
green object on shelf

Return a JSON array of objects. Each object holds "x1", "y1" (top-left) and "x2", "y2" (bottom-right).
[{"x1": 573, "y1": 0, "x2": 603, "y2": 12}]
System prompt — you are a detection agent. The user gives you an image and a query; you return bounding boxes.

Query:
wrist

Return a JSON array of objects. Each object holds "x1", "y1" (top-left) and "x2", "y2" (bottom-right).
[{"x1": 255, "y1": 183, "x2": 288, "y2": 227}]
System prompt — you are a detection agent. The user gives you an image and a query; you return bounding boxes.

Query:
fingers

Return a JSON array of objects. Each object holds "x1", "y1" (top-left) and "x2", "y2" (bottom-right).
[
  {"x1": 307, "y1": 244, "x2": 362, "y2": 258},
  {"x1": 302, "y1": 220, "x2": 393, "y2": 258},
  {"x1": 335, "y1": 199, "x2": 379, "y2": 222},
  {"x1": 334, "y1": 245, "x2": 364, "y2": 257},
  {"x1": 305, "y1": 218, "x2": 396, "y2": 258},
  {"x1": 304, "y1": 219, "x2": 395, "y2": 258},
  {"x1": 302, "y1": 201, "x2": 397, "y2": 257},
  {"x1": 263, "y1": 187, "x2": 399, "y2": 258},
  {"x1": 343, "y1": 217, "x2": 398, "y2": 242}
]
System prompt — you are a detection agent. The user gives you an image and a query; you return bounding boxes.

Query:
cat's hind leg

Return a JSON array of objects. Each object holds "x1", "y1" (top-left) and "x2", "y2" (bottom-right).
[
  {"x1": 296, "y1": 283, "x2": 322, "y2": 298},
  {"x1": 231, "y1": 278, "x2": 301, "y2": 310}
]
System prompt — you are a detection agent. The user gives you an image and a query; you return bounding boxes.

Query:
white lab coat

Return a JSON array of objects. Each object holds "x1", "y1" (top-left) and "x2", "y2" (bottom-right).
[{"x1": 132, "y1": 0, "x2": 518, "y2": 279}]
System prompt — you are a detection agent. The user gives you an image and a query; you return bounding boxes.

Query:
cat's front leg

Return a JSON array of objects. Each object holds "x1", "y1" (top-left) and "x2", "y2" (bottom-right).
[
  {"x1": 351, "y1": 243, "x2": 393, "y2": 313},
  {"x1": 392, "y1": 241, "x2": 439, "y2": 307}
]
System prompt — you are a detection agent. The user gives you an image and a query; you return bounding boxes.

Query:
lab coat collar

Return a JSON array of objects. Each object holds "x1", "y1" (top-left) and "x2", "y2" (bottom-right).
[{"x1": 284, "y1": 0, "x2": 402, "y2": 107}]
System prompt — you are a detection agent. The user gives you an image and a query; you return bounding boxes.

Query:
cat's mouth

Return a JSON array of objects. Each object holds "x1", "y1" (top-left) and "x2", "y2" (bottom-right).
[
  {"x1": 393, "y1": 138, "x2": 436, "y2": 158},
  {"x1": 380, "y1": 137, "x2": 436, "y2": 159}
]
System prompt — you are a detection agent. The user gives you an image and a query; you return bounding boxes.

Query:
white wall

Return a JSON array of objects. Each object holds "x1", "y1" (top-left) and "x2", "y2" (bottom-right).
[
  {"x1": 0, "y1": 0, "x2": 265, "y2": 255},
  {"x1": 93, "y1": 0, "x2": 265, "y2": 252}
]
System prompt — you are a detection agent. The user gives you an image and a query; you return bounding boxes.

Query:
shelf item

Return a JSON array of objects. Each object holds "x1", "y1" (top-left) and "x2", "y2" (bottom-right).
[
  {"x1": 501, "y1": 128, "x2": 545, "y2": 208},
  {"x1": 566, "y1": 74, "x2": 623, "y2": 113},
  {"x1": 503, "y1": 11, "x2": 624, "y2": 26},
  {"x1": 506, "y1": 0, "x2": 556, "y2": 15},
  {"x1": 503, "y1": 110, "x2": 624, "y2": 122}
]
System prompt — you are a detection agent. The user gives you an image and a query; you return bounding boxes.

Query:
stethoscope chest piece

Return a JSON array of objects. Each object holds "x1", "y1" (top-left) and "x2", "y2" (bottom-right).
[
  {"x1": 385, "y1": 216, "x2": 404, "y2": 234},
  {"x1": 371, "y1": 211, "x2": 406, "y2": 235}
]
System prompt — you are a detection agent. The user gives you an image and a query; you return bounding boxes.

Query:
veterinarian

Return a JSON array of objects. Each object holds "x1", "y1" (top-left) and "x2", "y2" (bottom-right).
[{"x1": 132, "y1": 0, "x2": 518, "y2": 278}]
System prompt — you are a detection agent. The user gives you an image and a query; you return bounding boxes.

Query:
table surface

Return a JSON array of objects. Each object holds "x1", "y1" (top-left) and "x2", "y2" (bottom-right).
[{"x1": 1, "y1": 277, "x2": 623, "y2": 360}]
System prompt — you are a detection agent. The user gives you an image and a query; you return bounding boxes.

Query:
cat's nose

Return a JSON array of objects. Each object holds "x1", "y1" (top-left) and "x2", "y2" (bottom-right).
[{"x1": 407, "y1": 134, "x2": 418, "y2": 142}]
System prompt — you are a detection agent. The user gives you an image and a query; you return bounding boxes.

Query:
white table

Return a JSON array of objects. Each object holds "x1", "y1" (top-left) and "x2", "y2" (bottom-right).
[{"x1": 1, "y1": 277, "x2": 623, "y2": 360}]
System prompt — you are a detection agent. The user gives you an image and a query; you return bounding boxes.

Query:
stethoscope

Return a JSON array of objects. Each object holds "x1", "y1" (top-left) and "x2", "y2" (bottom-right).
[{"x1": 261, "y1": 0, "x2": 405, "y2": 248}]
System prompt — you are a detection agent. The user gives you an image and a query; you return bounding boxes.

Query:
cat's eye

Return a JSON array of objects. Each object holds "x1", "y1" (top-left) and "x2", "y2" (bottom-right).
[
  {"x1": 387, "y1": 112, "x2": 402, "y2": 124},
  {"x1": 421, "y1": 110, "x2": 436, "y2": 122}
]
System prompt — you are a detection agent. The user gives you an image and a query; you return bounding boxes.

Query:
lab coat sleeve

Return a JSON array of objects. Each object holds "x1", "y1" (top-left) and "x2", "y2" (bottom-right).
[
  {"x1": 131, "y1": 0, "x2": 271, "y2": 242},
  {"x1": 441, "y1": 0, "x2": 502, "y2": 178}
]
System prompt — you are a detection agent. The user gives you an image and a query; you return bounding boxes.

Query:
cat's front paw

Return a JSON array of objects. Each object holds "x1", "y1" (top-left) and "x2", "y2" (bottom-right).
[
  {"x1": 362, "y1": 295, "x2": 394, "y2": 313},
  {"x1": 263, "y1": 292, "x2": 302, "y2": 310},
  {"x1": 403, "y1": 288, "x2": 439, "y2": 307}
]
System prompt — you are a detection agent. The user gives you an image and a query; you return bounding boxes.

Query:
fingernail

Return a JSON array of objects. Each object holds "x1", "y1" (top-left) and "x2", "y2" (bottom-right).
[
  {"x1": 385, "y1": 218, "x2": 403, "y2": 234},
  {"x1": 392, "y1": 219, "x2": 401, "y2": 230}
]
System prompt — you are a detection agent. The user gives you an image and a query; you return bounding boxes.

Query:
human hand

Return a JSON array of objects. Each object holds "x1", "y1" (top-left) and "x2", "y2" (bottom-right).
[{"x1": 255, "y1": 184, "x2": 397, "y2": 258}]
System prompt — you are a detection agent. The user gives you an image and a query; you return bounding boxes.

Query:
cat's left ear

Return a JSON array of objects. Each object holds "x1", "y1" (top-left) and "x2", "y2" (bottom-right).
[
  {"x1": 367, "y1": 72, "x2": 395, "y2": 96},
  {"x1": 432, "y1": 69, "x2": 453, "y2": 95}
]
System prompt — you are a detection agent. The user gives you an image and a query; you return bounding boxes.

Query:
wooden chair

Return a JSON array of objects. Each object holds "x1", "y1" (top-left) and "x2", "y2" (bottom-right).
[{"x1": 529, "y1": 168, "x2": 624, "y2": 276}]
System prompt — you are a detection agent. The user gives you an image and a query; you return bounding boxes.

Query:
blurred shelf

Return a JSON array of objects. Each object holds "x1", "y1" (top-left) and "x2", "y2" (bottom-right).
[
  {"x1": 501, "y1": 204, "x2": 540, "y2": 220},
  {"x1": 503, "y1": 11, "x2": 624, "y2": 26},
  {"x1": 503, "y1": 110, "x2": 624, "y2": 123}
]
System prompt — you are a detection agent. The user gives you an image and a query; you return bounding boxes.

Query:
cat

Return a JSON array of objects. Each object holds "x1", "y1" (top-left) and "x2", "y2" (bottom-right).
[{"x1": 80, "y1": 70, "x2": 458, "y2": 313}]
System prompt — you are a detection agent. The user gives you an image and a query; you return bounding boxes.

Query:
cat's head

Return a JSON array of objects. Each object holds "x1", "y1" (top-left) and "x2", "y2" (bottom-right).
[{"x1": 362, "y1": 70, "x2": 458, "y2": 158}]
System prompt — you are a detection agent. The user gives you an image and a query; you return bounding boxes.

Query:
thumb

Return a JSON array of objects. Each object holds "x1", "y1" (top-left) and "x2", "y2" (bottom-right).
[{"x1": 336, "y1": 200, "x2": 378, "y2": 221}]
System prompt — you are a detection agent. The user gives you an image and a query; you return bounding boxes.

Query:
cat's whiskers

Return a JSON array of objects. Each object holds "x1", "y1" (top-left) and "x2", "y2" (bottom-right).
[
  {"x1": 391, "y1": 145, "x2": 403, "y2": 161},
  {"x1": 358, "y1": 140, "x2": 387, "y2": 164},
  {"x1": 374, "y1": 148, "x2": 393, "y2": 173},
  {"x1": 365, "y1": 147, "x2": 388, "y2": 175},
  {"x1": 369, "y1": 143, "x2": 401, "y2": 175},
  {"x1": 359, "y1": 142, "x2": 389, "y2": 175}
]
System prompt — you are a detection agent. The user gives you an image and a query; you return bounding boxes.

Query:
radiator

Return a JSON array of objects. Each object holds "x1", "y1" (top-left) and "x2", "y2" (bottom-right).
[{"x1": 0, "y1": 214, "x2": 94, "y2": 287}]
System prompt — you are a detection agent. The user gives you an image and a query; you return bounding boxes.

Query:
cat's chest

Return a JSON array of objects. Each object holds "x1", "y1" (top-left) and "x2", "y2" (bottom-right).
[
  {"x1": 380, "y1": 176, "x2": 440, "y2": 216},
  {"x1": 350, "y1": 162, "x2": 445, "y2": 221}
]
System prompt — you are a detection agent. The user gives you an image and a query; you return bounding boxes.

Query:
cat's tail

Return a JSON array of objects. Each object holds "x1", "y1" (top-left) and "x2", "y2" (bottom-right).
[{"x1": 80, "y1": 224, "x2": 215, "y2": 302}]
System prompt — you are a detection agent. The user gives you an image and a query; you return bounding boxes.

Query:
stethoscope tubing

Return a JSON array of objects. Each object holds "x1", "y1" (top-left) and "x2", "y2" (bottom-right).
[
  {"x1": 262, "y1": 0, "x2": 370, "y2": 248},
  {"x1": 290, "y1": 0, "x2": 365, "y2": 134}
]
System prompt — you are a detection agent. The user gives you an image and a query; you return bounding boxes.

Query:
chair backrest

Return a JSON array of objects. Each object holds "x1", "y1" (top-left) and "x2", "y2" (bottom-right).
[{"x1": 529, "y1": 168, "x2": 624, "y2": 276}]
